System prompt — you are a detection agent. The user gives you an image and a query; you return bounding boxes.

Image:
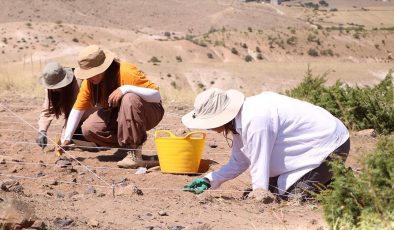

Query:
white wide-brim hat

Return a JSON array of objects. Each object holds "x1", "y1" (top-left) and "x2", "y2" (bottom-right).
[
  {"x1": 39, "y1": 62, "x2": 74, "y2": 90},
  {"x1": 182, "y1": 88, "x2": 245, "y2": 129},
  {"x1": 74, "y1": 45, "x2": 116, "y2": 80}
]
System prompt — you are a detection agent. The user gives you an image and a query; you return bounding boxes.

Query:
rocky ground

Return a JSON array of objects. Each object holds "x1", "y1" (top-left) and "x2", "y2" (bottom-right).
[{"x1": 0, "y1": 96, "x2": 380, "y2": 229}]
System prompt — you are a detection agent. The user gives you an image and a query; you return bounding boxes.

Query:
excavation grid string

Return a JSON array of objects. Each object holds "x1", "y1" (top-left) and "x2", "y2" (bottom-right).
[
  {"x1": 0, "y1": 103, "x2": 112, "y2": 188},
  {"x1": 0, "y1": 173, "x2": 291, "y2": 196}
]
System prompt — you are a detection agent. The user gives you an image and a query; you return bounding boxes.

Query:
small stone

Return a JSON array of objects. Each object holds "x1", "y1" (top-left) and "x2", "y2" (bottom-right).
[
  {"x1": 68, "y1": 191, "x2": 79, "y2": 198},
  {"x1": 168, "y1": 226, "x2": 184, "y2": 230},
  {"x1": 88, "y1": 218, "x2": 99, "y2": 228},
  {"x1": 38, "y1": 160, "x2": 46, "y2": 168},
  {"x1": 135, "y1": 167, "x2": 147, "y2": 175},
  {"x1": 71, "y1": 178, "x2": 77, "y2": 183},
  {"x1": 56, "y1": 192, "x2": 65, "y2": 199},
  {"x1": 36, "y1": 172, "x2": 45, "y2": 177},
  {"x1": 50, "y1": 180, "x2": 58, "y2": 186},
  {"x1": 158, "y1": 210, "x2": 167, "y2": 216},
  {"x1": 86, "y1": 186, "x2": 96, "y2": 194},
  {"x1": 310, "y1": 219, "x2": 317, "y2": 225},
  {"x1": 46, "y1": 192, "x2": 53, "y2": 196},
  {"x1": 55, "y1": 158, "x2": 72, "y2": 168},
  {"x1": 132, "y1": 185, "x2": 143, "y2": 196},
  {"x1": 53, "y1": 217, "x2": 73, "y2": 228},
  {"x1": 1, "y1": 179, "x2": 24, "y2": 193},
  {"x1": 97, "y1": 193, "x2": 106, "y2": 197}
]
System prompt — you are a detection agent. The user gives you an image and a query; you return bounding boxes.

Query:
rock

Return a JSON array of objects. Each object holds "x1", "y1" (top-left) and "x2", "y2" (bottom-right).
[
  {"x1": 355, "y1": 129, "x2": 376, "y2": 137},
  {"x1": 88, "y1": 218, "x2": 99, "y2": 228},
  {"x1": 36, "y1": 172, "x2": 45, "y2": 177},
  {"x1": 132, "y1": 185, "x2": 143, "y2": 196},
  {"x1": 38, "y1": 160, "x2": 46, "y2": 168},
  {"x1": 168, "y1": 226, "x2": 185, "y2": 230},
  {"x1": 68, "y1": 191, "x2": 79, "y2": 198},
  {"x1": 0, "y1": 199, "x2": 36, "y2": 229},
  {"x1": 53, "y1": 217, "x2": 73, "y2": 228},
  {"x1": 247, "y1": 189, "x2": 276, "y2": 204},
  {"x1": 86, "y1": 186, "x2": 96, "y2": 194},
  {"x1": 135, "y1": 167, "x2": 147, "y2": 175},
  {"x1": 1, "y1": 179, "x2": 24, "y2": 193},
  {"x1": 158, "y1": 210, "x2": 168, "y2": 216},
  {"x1": 97, "y1": 193, "x2": 106, "y2": 197},
  {"x1": 55, "y1": 158, "x2": 72, "y2": 168},
  {"x1": 208, "y1": 142, "x2": 218, "y2": 148},
  {"x1": 56, "y1": 192, "x2": 65, "y2": 199},
  {"x1": 50, "y1": 180, "x2": 58, "y2": 186},
  {"x1": 30, "y1": 220, "x2": 47, "y2": 229}
]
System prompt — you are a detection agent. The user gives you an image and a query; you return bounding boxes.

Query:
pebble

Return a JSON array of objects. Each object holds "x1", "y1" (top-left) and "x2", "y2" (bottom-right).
[
  {"x1": 53, "y1": 217, "x2": 73, "y2": 228},
  {"x1": 88, "y1": 218, "x2": 99, "y2": 228},
  {"x1": 86, "y1": 186, "x2": 96, "y2": 194},
  {"x1": 158, "y1": 210, "x2": 168, "y2": 216},
  {"x1": 68, "y1": 191, "x2": 79, "y2": 198},
  {"x1": 135, "y1": 167, "x2": 147, "y2": 175}
]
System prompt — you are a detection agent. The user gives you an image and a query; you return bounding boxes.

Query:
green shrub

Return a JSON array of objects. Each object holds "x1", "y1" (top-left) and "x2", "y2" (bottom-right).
[
  {"x1": 308, "y1": 48, "x2": 319, "y2": 57},
  {"x1": 164, "y1": 32, "x2": 171, "y2": 38},
  {"x1": 175, "y1": 56, "x2": 182, "y2": 62},
  {"x1": 207, "y1": 53, "x2": 214, "y2": 59},
  {"x1": 244, "y1": 55, "x2": 253, "y2": 62},
  {"x1": 286, "y1": 36, "x2": 298, "y2": 46},
  {"x1": 286, "y1": 67, "x2": 394, "y2": 134},
  {"x1": 318, "y1": 139, "x2": 394, "y2": 229},
  {"x1": 231, "y1": 47, "x2": 239, "y2": 55},
  {"x1": 149, "y1": 56, "x2": 161, "y2": 63}
]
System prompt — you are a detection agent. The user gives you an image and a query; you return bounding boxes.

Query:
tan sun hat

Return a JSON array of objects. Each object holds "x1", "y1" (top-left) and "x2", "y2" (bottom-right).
[
  {"x1": 182, "y1": 88, "x2": 245, "y2": 129},
  {"x1": 74, "y1": 45, "x2": 116, "y2": 79},
  {"x1": 38, "y1": 62, "x2": 74, "y2": 89}
]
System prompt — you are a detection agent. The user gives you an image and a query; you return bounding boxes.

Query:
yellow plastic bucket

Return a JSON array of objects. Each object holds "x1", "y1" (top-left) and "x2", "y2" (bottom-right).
[{"x1": 154, "y1": 130, "x2": 206, "y2": 174}]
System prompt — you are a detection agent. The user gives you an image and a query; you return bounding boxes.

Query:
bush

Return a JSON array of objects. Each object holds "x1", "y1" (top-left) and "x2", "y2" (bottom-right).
[
  {"x1": 286, "y1": 67, "x2": 394, "y2": 134},
  {"x1": 244, "y1": 55, "x2": 253, "y2": 62},
  {"x1": 175, "y1": 56, "x2": 182, "y2": 62},
  {"x1": 286, "y1": 36, "x2": 298, "y2": 46},
  {"x1": 318, "y1": 139, "x2": 394, "y2": 229},
  {"x1": 256, "y1": 53, "x2": 263, "y2": 60},
  {"x1": 231, "y1": 47, "x2": 239, "y2": 55},
  {"x1": 149, "y1": 56, "x2": 161, "y2": 63},
  {"x1": 207, "y1": 53, "x2": 214, "y2": 59},
  {"x1": 308, "y1": 48, "x2": 319, "y2": 57},
  {"x1": 164, "y1": 32, "x2": 171, "y2": 38},
  {"x1": 320, "y1": 49, "x2": 334, "y2": 56}
]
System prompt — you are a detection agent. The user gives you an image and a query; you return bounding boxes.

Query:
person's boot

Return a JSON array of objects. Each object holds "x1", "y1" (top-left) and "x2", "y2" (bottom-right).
[{"x1": 117, "y1": 146, "x2": 159, "y2": 169}]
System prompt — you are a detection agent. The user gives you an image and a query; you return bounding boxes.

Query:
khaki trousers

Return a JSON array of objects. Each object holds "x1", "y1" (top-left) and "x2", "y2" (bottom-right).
[{"x1": 81, "y1": 93, "x2": 164, "y2": 148}]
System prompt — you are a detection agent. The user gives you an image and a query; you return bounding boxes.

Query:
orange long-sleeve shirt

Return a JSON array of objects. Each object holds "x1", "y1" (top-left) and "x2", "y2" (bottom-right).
[{"x1": 73, "y1": 62, "x2": 159, "y2": 110}]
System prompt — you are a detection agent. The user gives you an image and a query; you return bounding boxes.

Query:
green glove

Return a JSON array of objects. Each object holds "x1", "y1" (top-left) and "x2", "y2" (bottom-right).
[{"x1": 183, "y1": 178, "x2": 211, "y2": 194}]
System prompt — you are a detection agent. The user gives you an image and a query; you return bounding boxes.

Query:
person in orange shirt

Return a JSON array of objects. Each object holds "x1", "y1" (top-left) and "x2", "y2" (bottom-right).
[{"x1": 60, "y1": 45, "x2": 164, "y2": 168}]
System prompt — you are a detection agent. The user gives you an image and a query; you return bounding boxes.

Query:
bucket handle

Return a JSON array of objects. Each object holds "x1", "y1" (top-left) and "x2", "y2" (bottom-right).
[
  {"x1": 155, "y1": 130, "x2": 176, "y2": 139},
  {"x1": 184, "y1": 131, "x2": 206, "y2": 140},
  {"x1": 155, "y1": 130, "x2": 206, "y2": 140}
]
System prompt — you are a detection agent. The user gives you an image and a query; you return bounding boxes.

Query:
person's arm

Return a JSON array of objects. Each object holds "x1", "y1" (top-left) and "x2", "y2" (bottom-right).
[
  {"x1": 61, "y1": 109, "x2": 85, "y2": 144},
  {"x1": 204, "y1": 135, "x2": 250, "y2": 189},
  {"x1": 119, "y1": 85, "x2": 161, "y2": 103},
  {"x1": 38, "y1": 91, "x2": 54, "y2": 132}
]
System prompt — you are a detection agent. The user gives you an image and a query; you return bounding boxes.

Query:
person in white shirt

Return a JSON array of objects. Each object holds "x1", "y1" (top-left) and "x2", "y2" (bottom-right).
[{"x1": 182, "y1": 88, "x2": 350, "y2": 199}]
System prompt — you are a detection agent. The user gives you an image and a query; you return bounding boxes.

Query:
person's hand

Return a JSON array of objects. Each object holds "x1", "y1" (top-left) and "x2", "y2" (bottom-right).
[
  {"x1": 56, "y1": 140, "x2": 74, "y2": 154},
  {"x1": 247, "y1": 188, "x2": 276, "y2": 204},
  {"x1": 183, "y1": 178, "x2": 211, "y2": 194},
  {"x1": 108, "y1": 88, "x2": 124, "y2": 107},
  {"x1": 36, "y1": 130, "x2": 47, "y2": 149}
]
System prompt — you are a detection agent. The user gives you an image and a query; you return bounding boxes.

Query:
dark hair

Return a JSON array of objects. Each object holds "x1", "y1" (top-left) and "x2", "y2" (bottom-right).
[
  {"x1": 48, "y1": 77, "x2": 76, "y2": 119},
  {"x1": 89, "y1": 60, "x2": 120, "y2": 107},
  {"x1": 222, "y1": 119, "x2": 237, "y2": 147}
]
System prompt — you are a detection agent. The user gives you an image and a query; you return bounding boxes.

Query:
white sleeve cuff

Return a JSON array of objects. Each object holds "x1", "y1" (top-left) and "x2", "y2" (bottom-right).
[
  {"x1": 119, "y1": 85, "x2": 161, "y2": 103},
  {"x1": 61, "y1": 109, "x2": 85, "y2": 143}
]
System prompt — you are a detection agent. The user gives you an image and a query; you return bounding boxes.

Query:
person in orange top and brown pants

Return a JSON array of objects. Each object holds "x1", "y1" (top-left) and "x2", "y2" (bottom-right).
[{"x1": 60, "y1": 45, "x2": 164, "y2": 168}]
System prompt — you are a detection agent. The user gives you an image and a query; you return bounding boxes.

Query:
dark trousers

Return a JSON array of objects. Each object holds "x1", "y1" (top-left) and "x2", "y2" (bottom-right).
[{"x1": 269, "y1": 138, "x2": 350, "y2": 198}]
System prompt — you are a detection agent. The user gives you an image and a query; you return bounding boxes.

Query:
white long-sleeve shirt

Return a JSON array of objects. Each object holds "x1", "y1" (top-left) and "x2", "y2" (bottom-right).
[{"x1": 205, "y1": 92, "x2": 349, "y2": 194}]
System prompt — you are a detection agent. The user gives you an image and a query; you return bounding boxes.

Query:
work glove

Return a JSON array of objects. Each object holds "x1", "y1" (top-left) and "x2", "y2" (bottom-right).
[
  {"x1": 36, "y1": 130, "x2": 47, "y2": 149},
  {"x1": 183, "y1": 178, "x2": 211, "y2": 194}
]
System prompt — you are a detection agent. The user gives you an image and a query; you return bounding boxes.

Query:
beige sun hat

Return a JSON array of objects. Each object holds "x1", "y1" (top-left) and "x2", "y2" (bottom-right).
[
  {"x1": 38, "y1": 62, "x2": 74, "y2": 90},
  {"x1": 182, "y1": 88, "x2": 245, "y2": 129},
  {"x1": 74, "y1": 45, "x2": 116, "y2": 79}
]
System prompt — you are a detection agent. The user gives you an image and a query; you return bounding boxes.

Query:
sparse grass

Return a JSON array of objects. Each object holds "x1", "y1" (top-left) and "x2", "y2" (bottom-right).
[
  {"x1": 244, "y1": 55, "x2": 253, "y2": 62},
  {"x1": 308, "y1": 48, "x2": 319, "y2": 57},
  {"x1": 175, "y1": 56, "x2": 182, "y2": 62},
  {"x1": 149, "y1": 56, "x2": 161, "y2": 64}
]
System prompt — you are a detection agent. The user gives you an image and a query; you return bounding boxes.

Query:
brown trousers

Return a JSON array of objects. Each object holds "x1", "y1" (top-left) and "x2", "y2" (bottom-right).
[{"x1": 81, "y1": 93, "x2": 164, "y2": 148}]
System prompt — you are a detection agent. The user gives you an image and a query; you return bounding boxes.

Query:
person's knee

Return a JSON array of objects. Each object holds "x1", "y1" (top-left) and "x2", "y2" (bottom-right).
[{"x1": 81, "y1": 122, "x2": 95, "y2": 142}]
